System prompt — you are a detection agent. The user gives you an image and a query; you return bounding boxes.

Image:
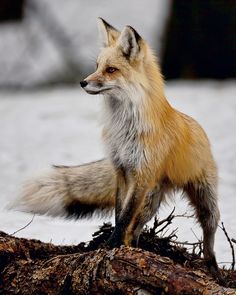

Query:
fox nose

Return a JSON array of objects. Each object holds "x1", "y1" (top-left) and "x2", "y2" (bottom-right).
[{"x1": 80, "y1": 80, "x2": 88, "y2": 88}]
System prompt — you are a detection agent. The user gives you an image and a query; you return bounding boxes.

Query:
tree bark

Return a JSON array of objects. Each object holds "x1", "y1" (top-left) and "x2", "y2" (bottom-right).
[
  {"x1": 161, "y1": 0, "x2": 236, "y2": 79},
  {"x1": 0, "y1": 231, "x2": 235, "y2": 295}
]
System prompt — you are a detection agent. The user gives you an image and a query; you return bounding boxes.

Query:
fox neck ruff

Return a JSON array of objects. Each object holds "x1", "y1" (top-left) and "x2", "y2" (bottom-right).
[{"x1": 102, "y1": 67, "x2": 173, "y2": 171}]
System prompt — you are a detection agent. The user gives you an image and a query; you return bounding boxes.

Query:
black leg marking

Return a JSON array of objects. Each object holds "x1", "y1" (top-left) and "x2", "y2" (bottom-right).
[{"x1": 107, "y1": 186, "x2": 146, "y2": 248}]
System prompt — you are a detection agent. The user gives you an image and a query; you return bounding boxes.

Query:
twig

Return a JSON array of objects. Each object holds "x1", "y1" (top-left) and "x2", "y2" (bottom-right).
[
  {"x1": 219, "y1": 222, "x2": 235, "y2": 271},
  {"x1": 190, "y1": 228, "x2": 201, "y2": 242},
  {"x1": 11, "y1": 214, "x2": 35, "y2": 236},
  {"x1": 174, "y1": 212, "x2": 194, "y2": 219},
  {"x1": 171, "y1": 241, "x2": 202, "y2": 246},
  {"x1": 232, "y1": 239, "x2": 236, "y2": 244},
  {"x1": 189, "y1": 228, "x2": 203, "y2": 256},
  {"x1": 156, "y1": 207, "x2": 175, "y2": 228},
  {"x1": 163, "y1": 228, "x2": 178, "y2": 240},
  {"x1": 155, "y1": 208, "x2": 175, "y2": 235}
]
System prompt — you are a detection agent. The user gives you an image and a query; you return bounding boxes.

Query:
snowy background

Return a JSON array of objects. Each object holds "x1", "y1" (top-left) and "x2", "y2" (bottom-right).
[
  {"x1": 0, "y1": 0, "x2": 236, "y2": 268},
  {"x1": 0, "y1": 0, "x2": 170, "y2": 87}
]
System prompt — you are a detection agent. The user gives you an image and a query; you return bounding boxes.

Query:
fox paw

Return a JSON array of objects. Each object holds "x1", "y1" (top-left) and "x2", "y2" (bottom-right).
[
  {"x1": 106, "y1": 236, "x2": 123, "y2": 249},
  {"x1": 206, "y1": 258, "x2": 226, "y2": 286}
]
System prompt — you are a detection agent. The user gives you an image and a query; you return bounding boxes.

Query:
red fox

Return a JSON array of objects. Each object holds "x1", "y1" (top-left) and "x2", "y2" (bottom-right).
[{"x1": 14, "y1": 18, "x2": 220, "y2": 274}]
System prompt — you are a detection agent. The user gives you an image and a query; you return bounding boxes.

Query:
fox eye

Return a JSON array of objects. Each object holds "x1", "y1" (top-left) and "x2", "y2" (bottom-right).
[{"x1": 106, "y1": 67, "x2": 117, "y2": 74}]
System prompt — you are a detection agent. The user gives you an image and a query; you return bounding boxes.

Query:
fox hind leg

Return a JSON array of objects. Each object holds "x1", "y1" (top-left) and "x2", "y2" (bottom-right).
[{"x1": 184, "y1": 180, "x2": 220, "y2": 273}]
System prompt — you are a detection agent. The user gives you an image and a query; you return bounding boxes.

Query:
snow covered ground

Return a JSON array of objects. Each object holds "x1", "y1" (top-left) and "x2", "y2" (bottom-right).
[{"x1": 0, "y1": 80, "x2": 236, "y2": 267}]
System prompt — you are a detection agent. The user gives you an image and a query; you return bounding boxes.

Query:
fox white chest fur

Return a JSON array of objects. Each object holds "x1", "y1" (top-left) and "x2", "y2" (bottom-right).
[{"x1": 103, "y1": 92, "x2": 146, "y2": 170}]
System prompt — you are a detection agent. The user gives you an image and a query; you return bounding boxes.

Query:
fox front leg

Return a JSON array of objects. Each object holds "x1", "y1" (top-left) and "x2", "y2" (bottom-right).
[
  {"x1": 114, "y1": 168, "x2": 128, "y2": 224},
  {"x1": 106, "y1": 173, "x2": 147, "y2": 248}
]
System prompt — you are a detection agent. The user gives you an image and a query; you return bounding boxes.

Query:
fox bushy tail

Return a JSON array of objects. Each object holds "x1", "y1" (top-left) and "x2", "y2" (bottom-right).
[{"x1": 12, "y1": 159, "x2": 116, "y2": 218}]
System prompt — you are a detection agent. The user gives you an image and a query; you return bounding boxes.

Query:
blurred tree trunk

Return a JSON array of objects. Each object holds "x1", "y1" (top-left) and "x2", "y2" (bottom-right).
[
  {"x1": 1, "y1": 231, "x2": 235, "y2": 295},
  {"x1": 0, "y1": 0, "x2": 25, "y2": 22},
  {"x1": 161, "y1": 0, "x2": 236, "y2": 79},
  {"x1": 27, "y1": 0, "x2": 82, "y2": 84}
]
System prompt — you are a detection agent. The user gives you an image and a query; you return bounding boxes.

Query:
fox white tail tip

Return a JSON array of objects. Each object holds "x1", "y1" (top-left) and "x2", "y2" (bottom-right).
[
  {"x1": 9, "y1": 160, "x2": 116, "y2": 219},
  {"x1": 9, "y1": 174, "x2": 67, "y2": 217}
]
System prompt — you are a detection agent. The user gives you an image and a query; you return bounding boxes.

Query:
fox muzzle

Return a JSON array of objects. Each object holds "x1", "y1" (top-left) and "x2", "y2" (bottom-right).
[{"x1": 80, "y1": 78, "x2": 113, "y2": 95}]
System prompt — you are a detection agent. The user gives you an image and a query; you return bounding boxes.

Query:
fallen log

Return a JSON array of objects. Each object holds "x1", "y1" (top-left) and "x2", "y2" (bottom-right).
[{"x1": 0, "y1": 224, "x2": 236, "y2": 294}]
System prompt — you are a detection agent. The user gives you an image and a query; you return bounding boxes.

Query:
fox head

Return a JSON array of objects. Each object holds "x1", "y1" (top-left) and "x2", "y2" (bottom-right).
[{"x1": 80, "y1": 18, "x2": 163, "y2": 98}]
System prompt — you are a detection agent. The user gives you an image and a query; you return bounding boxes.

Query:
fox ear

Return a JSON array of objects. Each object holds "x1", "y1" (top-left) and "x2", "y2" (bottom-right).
[
  {"x1": 118, "y1": 26, "x2": 142, "y2": 60},
  {"x1": 97, "y1": 17, "x2": 120, "y2": 47}
]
